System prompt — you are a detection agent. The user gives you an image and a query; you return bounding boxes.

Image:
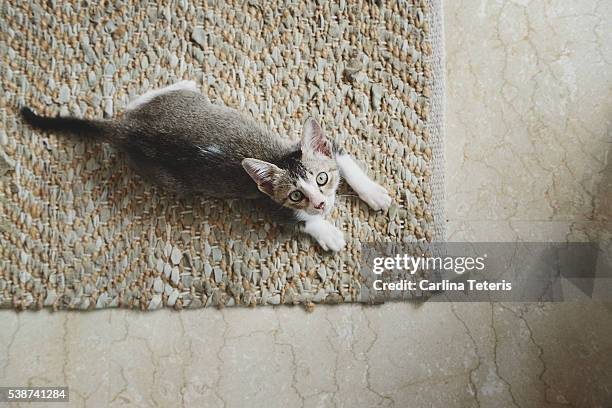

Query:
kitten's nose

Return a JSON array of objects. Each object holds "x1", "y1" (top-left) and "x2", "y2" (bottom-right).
[{"x1": 314, "y1": 201, "x2": 325, "y2": 210}]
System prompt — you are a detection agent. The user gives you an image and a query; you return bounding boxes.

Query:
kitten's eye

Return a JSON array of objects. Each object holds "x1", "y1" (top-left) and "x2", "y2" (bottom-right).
[
  {"x1": 316, "y1": 172, "x2": 328, "y2": 186},
  {"x1": 289, "y1": 190, "x2": 304, "y2": 202}
]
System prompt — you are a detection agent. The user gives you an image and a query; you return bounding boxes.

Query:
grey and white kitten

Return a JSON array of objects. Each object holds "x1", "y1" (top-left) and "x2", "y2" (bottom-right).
[{"x1": 21, "y1": 81, "x2": 392, "y2": 251}]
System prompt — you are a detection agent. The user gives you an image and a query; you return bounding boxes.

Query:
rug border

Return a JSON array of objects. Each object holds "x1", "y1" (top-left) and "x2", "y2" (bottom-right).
[{"x1": 427, "y1": 0, "x2": 447, "y2": 242}]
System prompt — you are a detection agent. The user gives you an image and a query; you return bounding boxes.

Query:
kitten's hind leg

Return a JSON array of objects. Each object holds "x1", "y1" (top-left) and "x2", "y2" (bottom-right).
[
  {"x1": 336, "y1": 153, "x2": 392, "y2": 211},
  {"x1": 126, "y1": 80, "x2": 199, "y2": 111}
]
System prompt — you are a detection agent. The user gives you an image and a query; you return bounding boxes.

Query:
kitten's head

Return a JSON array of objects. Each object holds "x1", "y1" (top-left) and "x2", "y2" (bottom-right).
[{"x1": 242, "y1": 118, "x2": 339, "y2": 216}]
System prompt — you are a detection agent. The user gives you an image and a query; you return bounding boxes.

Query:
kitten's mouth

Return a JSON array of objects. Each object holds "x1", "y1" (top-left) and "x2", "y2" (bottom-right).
[
  {"x1": 305, "y1": 206, "x2": 326, "y2": 216},
  {"x1": 316, "y1": 204, "x2": 330, "y2": 215}
]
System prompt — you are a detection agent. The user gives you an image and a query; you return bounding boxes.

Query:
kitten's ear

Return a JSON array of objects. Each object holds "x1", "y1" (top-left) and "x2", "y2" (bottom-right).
[
  {"x1": 242, "y1": 158, "x2": 281, "y2": 197},
  {"x1": 301, "y1": 117, "x2": 332, "y2": 157}
]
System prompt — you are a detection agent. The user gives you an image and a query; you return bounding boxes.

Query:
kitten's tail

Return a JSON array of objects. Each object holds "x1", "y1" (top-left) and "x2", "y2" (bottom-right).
[{"x1": 20, "y1": 107, "x2": 119, "y2": 142}]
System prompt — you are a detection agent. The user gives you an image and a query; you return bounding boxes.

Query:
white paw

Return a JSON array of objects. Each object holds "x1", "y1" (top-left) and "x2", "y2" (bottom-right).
[
  {"x1": 316, "y1": 225, "x2": 346, "y2": 252},
  {"x1": 358, "y1": 182, "x2": 392, "y2": 211},
  {"x1": 304, "y1": 219, "x2": 346, "y2": 252}
]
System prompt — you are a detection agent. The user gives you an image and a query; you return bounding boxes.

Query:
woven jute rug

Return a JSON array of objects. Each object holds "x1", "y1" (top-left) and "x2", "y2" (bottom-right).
[{"x1": 0, "y1": 0, "x2": 445, "y2": 310}]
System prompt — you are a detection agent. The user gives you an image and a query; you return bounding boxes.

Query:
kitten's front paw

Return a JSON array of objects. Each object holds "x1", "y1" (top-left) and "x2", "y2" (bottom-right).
[
  {"x1": 304, "y1": 219, "x2": 346, "y2": 252},
  {"x1": 316, "y1": 225, "x2": 346, "y2": 252},
  {"x1": 358, "y1": 182, "x2": 392, "y2": 211}
]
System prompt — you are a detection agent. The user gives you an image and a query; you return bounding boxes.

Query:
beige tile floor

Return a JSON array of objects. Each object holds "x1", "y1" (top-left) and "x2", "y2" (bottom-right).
[{"x1": 1, "y1": 1, "x2": 611, "y2": 407}]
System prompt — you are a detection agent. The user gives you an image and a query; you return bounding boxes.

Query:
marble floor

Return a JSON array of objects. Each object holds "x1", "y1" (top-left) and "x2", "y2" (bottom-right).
[{"x1": 1, "y1": 1, "x2": 611, "y2": 407}]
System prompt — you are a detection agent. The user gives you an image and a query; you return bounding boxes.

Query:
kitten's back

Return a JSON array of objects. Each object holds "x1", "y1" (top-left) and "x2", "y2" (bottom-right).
[{"x1": 123, "y1": 90, "x2": 293, "y2": 163}]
